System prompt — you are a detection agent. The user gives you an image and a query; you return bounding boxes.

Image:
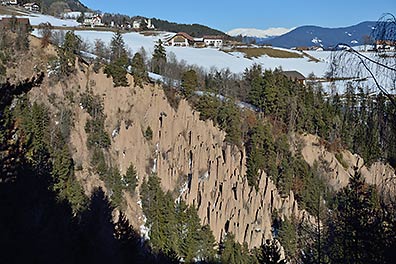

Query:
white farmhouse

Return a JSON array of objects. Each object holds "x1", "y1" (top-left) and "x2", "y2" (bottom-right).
[
  {"x1": 203, "y1": 35, "x2": 223, "y2": 48},
  {"x1": 23, "y1": 3, "x2": 40, "y2": 12},
  {"x1": 132, "y1": 20, "x2": 141, "y2": 29},
  {"x1": 61, "y1": 11, "x2": 82, "y2": 19},
  {"x1": 145, "y1": 18, "x2": 155, "y2": 29},
  {"x1": 84, "y1": 14, "x2": 103, "y2": 27}
]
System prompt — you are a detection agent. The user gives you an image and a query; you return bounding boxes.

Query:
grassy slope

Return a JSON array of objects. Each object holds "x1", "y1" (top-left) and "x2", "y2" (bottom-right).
[
  {"x1": 0, "y1": 5, "x2": 29, "y2": 16},
  {"x1": 226, "y1": 47, "x2": 303, "y2": 59}
]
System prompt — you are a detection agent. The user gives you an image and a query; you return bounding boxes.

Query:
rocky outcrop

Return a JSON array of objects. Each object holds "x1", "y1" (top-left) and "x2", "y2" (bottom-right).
[
  {"x1": 301, "y1": 134, "x2": 396, "y2": 199},
  {"x1": 56, "y1": 66, "x2": 307, "y2": 248}
]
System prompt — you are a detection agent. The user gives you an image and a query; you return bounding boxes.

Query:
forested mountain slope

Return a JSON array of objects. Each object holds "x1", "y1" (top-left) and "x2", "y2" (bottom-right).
[{"x1": 25, "y1": 0, "x2": 89, "y2": 12}]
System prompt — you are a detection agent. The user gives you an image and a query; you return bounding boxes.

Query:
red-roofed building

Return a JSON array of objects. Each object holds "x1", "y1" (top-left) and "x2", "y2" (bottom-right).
[
  {"x1": 375, "y1": 40, "x2": 396, "y2": 51},
  {"x1": 166, "y1": 32, "x2": 195, "y2": 47}
]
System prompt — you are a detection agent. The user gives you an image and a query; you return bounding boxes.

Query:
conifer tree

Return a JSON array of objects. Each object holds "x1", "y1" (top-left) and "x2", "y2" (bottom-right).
[
  {"x1": 52, "y1": 144, "x2": 73, "y2": 196},
  {"x1": 197, "y1": 224, "x2": 216, "y2": 262},
  {"x1": 181, "y1": 69, "x2": 198, "y2": 97},
  {"x1": 258, "y1": 239, "x2": 286, "y2": 264},
  {"x1": 131, "y1": 52, "x2": 148, "y2": 88},
  {"x1": 217, "y1": 99, "x2": 242, "y2": 146},
  {"x1": 326, "y1": 169, "x2": 384, "y2": 264},
  {"x1": 110, "y1": 31, "x2": 127, "y2": 63},
  {"x1": 245, "y1": 122, "x2": 275, "y2": 189},
  {"x1": 246, "y1": 66, "x2": 265, "y2": 112},
  {"x1": 24, "y1": 102, "x2": 51, "y2": 175},
  {"x1": 278, "y1": 217, "x2": 297, "y2": 262},
  {"x1": 245, "y1": 123, "x2": 265, "y2": 189},
  {"x1": 108, "y1": 167, "x2": 123, "y2": 207},
  {"x1": 152, "y1": 39, "x2": 167, "y2": 74},
  {"x1": 58, "y1": 31, "x2": 81, "y2": 76},
  {"x1": 140, "y1": 173, "x2": 165, "y2": 252},
  {"x1": 105, "y1": 31, "x2": 129, "y2": 87},
  {"x1": 220, "y1": 233, "x2": 251, "y2": 264},
  {"x1": 124, "y1": 163, "x2": 137, "y2": 193},
  {"x1": 161, "y1": 192, "x2": 179, "y2": 254},
  {"x1": 182, "y1": 206, "x2": 201, "y2": 262}
]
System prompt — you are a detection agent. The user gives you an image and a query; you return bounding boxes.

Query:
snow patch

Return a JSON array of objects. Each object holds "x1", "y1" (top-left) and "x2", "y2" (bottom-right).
[
  {"x1": 140, "y1": 215, "x2": 150, "y2": 241},
  {"x1": 176, "y1": 181, "x2": 189, "y2": 203},
  {"x1": 311, "y1": 37, "x2": 322, "y2": 44}
]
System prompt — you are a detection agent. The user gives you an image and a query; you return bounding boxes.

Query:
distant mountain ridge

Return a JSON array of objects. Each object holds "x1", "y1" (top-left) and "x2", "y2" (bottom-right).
[
  {"x1": 38, "y1": 0, "x2": 89, "y2": 12},
  {"x1": 151, "y1": 18, "x2": 227, "y2": 38},
  {"x1": 227, "y1": 27, "x2": 292, "y2": 38},
  {"x1": 263, "y1": 21, "x2": 377, "y2": 48}
]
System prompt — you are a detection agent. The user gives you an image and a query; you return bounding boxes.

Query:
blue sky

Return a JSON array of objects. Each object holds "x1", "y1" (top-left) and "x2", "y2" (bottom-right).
[{"x1": 80, "y1": 0, "x2": 395, "y2": 31}]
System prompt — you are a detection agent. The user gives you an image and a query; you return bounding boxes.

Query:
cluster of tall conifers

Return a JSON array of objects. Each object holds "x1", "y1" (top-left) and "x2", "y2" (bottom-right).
[{"x1": 100, "y1": 31, "x2": 165, "y2": 88}]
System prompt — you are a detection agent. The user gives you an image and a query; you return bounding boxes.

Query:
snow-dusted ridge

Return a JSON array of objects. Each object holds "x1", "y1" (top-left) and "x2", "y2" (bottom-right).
[{"x1": 227, "y1": 27, "x2": 292, "y2": 38}]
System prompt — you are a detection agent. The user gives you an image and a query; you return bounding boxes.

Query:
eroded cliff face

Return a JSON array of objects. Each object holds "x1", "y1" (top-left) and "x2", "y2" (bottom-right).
[
  {"x1": 301, "y1": 134, "x2": 396, "y2": 200},
  {"x1": 28, "y1": 62, "x2": 396, "y2": 249},
  {"x1": 51, "y1": 65, "x2": 305, "y2": 248}
]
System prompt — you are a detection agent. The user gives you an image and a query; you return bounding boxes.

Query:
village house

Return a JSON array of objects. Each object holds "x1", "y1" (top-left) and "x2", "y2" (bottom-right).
[
  {"x1": 146, "y1": 18, "x2": 155, "y2": 29},
  {"x1": 375, "y1": 40, "x2": 396, "y2": 51},
  {"x1": 84, "y1": 14, "x2": 104, "y2": 27},
  {"x1": 84, "y1": 12, "x2": 95, "y2": 19},
  {"x1": 132, "y1": 20, "x2": 141, "y2": 29},
  {"x1": 61, "y1": 11, "x2": 82, "y2": 19},
  {"x1": 282, "y1": 70, "x2": 306, "y2": 85},
  {"x1": 193, "y1": 37, "x2": 205, "y2": 48},
  {"x1": 132, "y1": 18, "x2": 155, "y2": 30},
  {"x1": 166, "y1": 32, "x2": 195, "y2": 47},
  {"x1": 1, "y1": 0, "x2": 17, "y2": 5},
  {"x1": 23, "y1": 2, "x2": 40, "y2": 12},
  {"x1": 6, "y1": 0, "x2": 18, "y2": 5},
  {"x1": 166, "y1": 32, "x2": 226, "y2": 48},
  {"x1": 203, "y1": 35, "x2": 223, "y2": 48},
  {"x1": 0, "y1": 17, "x2": 30, "y2": 31}
]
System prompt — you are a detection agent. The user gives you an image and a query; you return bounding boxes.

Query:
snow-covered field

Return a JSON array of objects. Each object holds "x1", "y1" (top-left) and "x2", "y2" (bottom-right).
[
  {"x1": 38, "y1": 29, "x2": 330, "y2": 78},
  {"x1": 2, "y1": 10, "x2": 393, "y2": 94},
  {"x1": 27, "y1": 24, "x2": 393, "y2": 94},
  {"x1": 0, "y1": 13, "x2": 79, "y2": 27}
]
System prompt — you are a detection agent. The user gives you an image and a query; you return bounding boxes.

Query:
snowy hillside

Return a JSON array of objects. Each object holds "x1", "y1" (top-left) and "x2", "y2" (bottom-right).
[
  {"x1": 74, "y1": 30, "x2": 393, "y2": 94},
  {"x1": 0, "y1": 13, "x2": 79, "y2": 27},
  {"x1": 20, "y1": 9, "x2": 391, "y2": 96},
  {"x1": 227, "y1": 27, "x2": 292, "y2": 38},
  {"x1": 61, "y1": 30, "x2": 328, "y2": 77}
]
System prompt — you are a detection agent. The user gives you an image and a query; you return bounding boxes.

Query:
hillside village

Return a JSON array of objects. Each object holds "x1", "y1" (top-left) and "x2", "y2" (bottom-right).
[
  {"x1": 2, "y1": 0, "x2": 152, "y2": 29},
  {"x1": 1, "y1": 0, "x2": 231, "y2": 49}
]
